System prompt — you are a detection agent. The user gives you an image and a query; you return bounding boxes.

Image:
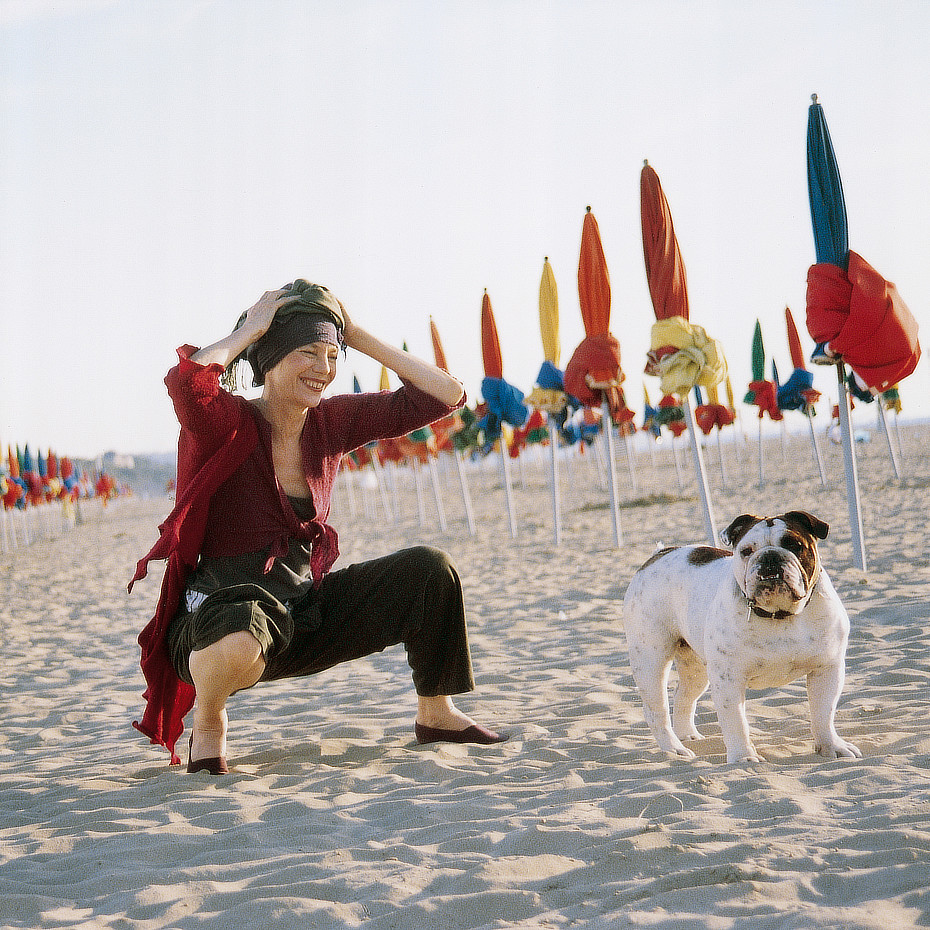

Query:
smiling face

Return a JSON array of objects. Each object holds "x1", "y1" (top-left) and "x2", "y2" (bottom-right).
[
  {"x1": 262, "y1": 341, "x2": 339, "y2": 410},
  {"x1": 721, "y1": 512, "x2": 827, "y2": 617}
]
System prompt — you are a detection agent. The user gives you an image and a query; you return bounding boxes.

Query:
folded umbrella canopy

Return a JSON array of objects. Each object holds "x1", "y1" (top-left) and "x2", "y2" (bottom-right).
[
  {"x1": 744, "y1": 320, "x2": 783, "y2": 422},
  {"x1": 640, "y1": 162, "x2": 722, "y2": 543},
  {"x1": 564, "y1": 210, "x2": 633, "y2": 425},
  {"x1": 563, "y1": 208, "x2": 628, "y2": 546},
  {"x1": 780, "y1": 306, "x2": 828, "y2": 486},
  {"x1": 479, "y1": 290, "x2": 523, "y2": 538},
  {"x1": 526, "y1": 258, "x2": 569, "y2": 545}
]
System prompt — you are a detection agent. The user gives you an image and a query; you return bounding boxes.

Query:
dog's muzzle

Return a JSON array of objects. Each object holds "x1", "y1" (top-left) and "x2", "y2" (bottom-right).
[{"x1": 742, "y1": 549, "x2": 811, "y2": 618}]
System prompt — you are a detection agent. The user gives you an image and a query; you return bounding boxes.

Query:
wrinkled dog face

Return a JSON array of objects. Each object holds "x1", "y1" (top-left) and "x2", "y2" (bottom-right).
[{"x1": 720, "y1": 511, "x2": 828, "y2": 616}]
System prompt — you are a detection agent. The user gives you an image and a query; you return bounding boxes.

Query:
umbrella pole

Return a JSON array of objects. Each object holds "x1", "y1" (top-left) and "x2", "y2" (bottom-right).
[
  {"x1": 807, "y1": 409, "x2": 828, "y2": 486},
  {"x1": 893, "y1": 408, "x2": 904, "y2": 464},
  {"x1": 341, "y1": 466, "x2": 358, "y2": 517},
  {"x1": 716, "y1": 428, "x2": 728, "y2": 488},
  {"x1": 548, "y1": 421, "x2": 562, "y2": 546},
  {"x1": 412, "y1": 459, "x2": 428, "y2": 527},
  {"x1": 370, "y1": 456, "x2": 394, "y2": 522},
  {"x1": 453, "y1": 450, "x2": 476, "y2": 535},
  {"x1": 499, "y1": 442, "x2": 518, "y2": 539},
  {"x1": 877, "y1": 402, "x2": 902, "y2": 479},
  {"x1": 683, "y1": 397, "x2": 717, "y2": 546},
  {"x1": 623, "y1": 432, "x2": 638, "y2": 495},
  {"x1": 835, "y1": 364, "x2": 867, "y2": 571},
  {"x1": 601, "y1": 398, "x2": 623, "y2": 547},
  {"x1": 757, "y1": 418, "x2": 764, "y2": 490},
  {"x1": 671, "y1": 433, "x2": 684, "y2": 494},
  {"x1": 426, "y1": 455, "x2": 448, "y2": 533}
]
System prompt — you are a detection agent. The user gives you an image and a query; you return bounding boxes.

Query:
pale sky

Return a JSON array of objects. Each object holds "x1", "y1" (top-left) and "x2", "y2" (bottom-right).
[{"x1": 2, "y1": 0, "x2": 928, "y2": 458}]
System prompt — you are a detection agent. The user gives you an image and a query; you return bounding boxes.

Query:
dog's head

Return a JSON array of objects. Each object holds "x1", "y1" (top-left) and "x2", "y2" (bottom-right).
[{"x1": 720, "y1": 511, "x2": 828, "y2": 617}]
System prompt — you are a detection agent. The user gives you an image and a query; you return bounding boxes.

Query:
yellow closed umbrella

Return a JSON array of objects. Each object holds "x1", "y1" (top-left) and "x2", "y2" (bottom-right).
[{"x1": 539, "y1": 257, "x2": 560, "y2": 366}]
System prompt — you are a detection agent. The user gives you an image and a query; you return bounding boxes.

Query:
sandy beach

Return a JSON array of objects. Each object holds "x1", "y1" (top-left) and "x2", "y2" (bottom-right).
[{"x1": 1, "y1": 418, "x2": 928, "y2": 929}]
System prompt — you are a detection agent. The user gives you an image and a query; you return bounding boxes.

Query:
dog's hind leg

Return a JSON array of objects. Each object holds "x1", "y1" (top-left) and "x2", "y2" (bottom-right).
[
  {"x1": 629, "y1": 640, "x2": 697, "y2": 759},
  {"x1": 672, "y1": 643, "x2": 708, "y2": 743}
]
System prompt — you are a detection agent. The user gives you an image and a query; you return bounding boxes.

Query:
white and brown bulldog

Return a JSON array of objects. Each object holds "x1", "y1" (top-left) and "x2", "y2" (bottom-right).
[{"x1": 622, "y1": 511, "x2": 861, "y2": 763}]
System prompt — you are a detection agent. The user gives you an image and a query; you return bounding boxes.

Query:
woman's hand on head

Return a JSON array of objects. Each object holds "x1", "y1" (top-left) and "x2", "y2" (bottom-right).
[
  {"x1": 239, "y1": 289, "x2": 299, "y2": 344},
  {"x1": 336, "y1": 298, "x2": 360, "y2": 348}
]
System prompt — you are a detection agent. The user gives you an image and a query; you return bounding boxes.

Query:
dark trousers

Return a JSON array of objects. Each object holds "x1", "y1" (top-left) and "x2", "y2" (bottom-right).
[{"x1": 167, "y1": 546, "x2": 475, "y2": 697}]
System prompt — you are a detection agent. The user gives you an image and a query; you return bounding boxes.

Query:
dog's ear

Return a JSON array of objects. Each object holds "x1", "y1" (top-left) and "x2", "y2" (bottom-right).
[
  {"x1": 720, "y1": 514, "x2": 761, "y2": 549},
  {"x1": 782, "y1": 510, "x2": 829, "y2": 540}
]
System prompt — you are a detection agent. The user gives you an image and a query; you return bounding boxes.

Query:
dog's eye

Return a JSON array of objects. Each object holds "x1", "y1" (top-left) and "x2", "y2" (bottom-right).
[
  {"x1": 783, "y1": 537, "x2": 803, "y2": 554},
  {"x1": 739, "y1": 545, "x2": 754, "y2": 557}
]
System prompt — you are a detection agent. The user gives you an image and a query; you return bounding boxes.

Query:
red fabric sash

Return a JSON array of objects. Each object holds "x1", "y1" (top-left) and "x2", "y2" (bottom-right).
[{"x1": 806, "y1": 252, "x2": 920, "y2": 392}]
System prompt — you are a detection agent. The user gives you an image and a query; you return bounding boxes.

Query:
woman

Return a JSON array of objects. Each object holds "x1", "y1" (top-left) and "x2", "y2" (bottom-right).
[{"x1": 130, "y1": 281, "x2": 505, "y2": 773}]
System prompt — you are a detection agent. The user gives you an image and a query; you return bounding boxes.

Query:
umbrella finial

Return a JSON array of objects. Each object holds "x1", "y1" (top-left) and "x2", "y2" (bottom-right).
[
  {"x1": 643, "y1": 158, "x2": 649, "y2": 167},
  {"x1": 811, "y1": 93, "x2": 818, "y2": 104},
  {"x1": 586, "y1": 205, "x2": 592, "y2": 213}
]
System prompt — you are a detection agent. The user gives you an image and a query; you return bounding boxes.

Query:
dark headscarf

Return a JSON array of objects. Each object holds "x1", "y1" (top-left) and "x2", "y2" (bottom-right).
[{"x1": 229, "y1": 280, "x2": 346, "y2": 387}]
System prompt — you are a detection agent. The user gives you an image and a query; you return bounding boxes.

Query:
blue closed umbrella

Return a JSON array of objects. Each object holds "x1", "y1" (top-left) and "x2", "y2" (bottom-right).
[{"x1": 807, "y1": 95, "x2": 848, "y2": 271}]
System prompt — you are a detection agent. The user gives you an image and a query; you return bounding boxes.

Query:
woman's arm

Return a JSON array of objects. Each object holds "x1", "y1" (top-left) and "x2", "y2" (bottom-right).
[
  {"x1": 341, "y1": 304, "x2": 464, "y2": 406},
  {"x1": 191, "y1": 289, "x2": 298, "y2": 369}
]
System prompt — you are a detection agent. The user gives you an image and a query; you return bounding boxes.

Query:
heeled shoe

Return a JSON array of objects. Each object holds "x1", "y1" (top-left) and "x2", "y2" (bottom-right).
[
  {"x1": 414, "y1": 722, "x2": 509, "y2": 745},
  {"x1": 187, "y1": 731, "x2": 229, "y2": 775}
]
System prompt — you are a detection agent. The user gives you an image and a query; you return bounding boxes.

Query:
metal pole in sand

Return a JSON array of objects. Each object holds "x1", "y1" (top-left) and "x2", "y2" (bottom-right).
[
  {"x1": 683, "y1": 396, "x2": 717, "y2": 546},
  {"x1": 601, "y1": 398, "x2": 623, "y2": 547},
  {"x1": 426, "y1": 456, "x2": 448, "y2": 533},
  {"x1": 835, "y1": 363, "x2": 867, "y2": 571},
  {"x1": 877, "y1": 402, "x2": 902, "y2": 479},
  {"x1": 548, "y1": 420, "x2": 562, "y2": 545},
  {"x1": 807, "y1": 410, "x2": 828, "y2": 487},
  {"x1": 453, "y1": 450, "x2": 476, "y2": 535},
  {"x1": 499, "y1": 440, "x2": 518, "y2": 539}
]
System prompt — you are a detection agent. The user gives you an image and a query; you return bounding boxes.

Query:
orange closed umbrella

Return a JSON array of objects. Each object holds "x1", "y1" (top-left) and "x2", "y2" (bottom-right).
[
  {"x1": 480, "y1": 291, "x2": 504, "y2": 380},
  {"x1": 577, "y1": 208, "x2": 611, "y2": 336},
  {"x1": 478, "y1": 290, "x2": 520, "y2": 538},
  {"x1": 428, "y1": 316, "x2": 475, "y2": 534},
  {"x1": 564, "y1": 207, "x2": 627, "y2": 546},
  {"x1": 430, "y1": 317, "x2": 449, "y2": 373}
]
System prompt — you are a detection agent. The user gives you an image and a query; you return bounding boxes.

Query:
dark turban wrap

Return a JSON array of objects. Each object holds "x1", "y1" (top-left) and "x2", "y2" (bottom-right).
[{"x1": 231, "y1": 280, "x2": 346, "y2": 386}]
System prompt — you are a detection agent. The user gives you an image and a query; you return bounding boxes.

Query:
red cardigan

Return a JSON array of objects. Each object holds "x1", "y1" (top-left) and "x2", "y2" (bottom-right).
[{"x1": 129, "y1": 346, "x2": 462, "y2": 763}]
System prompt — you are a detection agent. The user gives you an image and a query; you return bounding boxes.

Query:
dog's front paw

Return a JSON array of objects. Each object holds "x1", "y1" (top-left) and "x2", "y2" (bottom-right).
[
  {"x1": 816, "y1": 739, "x2": 862, "y2": 759},
  {"x1": 726, "y1": 747, "x2": 763, "y2": 764}
]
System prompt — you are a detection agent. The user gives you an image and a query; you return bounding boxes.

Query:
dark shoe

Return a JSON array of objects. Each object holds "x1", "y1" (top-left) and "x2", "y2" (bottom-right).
[
  {"x1": 414, "y1": 722, "x2": 509, "y2": 745},
  {"x1": 810, "y1": 342, "x2": 838, "y2": 366},
  {"x1": 187, "y1": 731, "x2": 229, "y2": 775}
]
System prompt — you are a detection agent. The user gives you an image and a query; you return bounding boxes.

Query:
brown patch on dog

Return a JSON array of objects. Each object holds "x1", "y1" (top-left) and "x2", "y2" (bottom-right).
[
  {"x1": 687, "y1": 546, "x2": 731, "y2": 566},
  {"x1": 638, "y1": 546, "x2": 678, "y2": 571}
]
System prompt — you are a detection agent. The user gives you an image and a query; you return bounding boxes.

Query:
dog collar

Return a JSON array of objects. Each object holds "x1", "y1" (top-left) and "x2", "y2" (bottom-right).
[{"x1": 747, "y1": 602, "x2": 794, "y2": 620}]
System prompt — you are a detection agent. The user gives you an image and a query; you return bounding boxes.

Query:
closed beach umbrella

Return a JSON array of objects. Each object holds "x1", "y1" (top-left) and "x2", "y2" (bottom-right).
[
  {"x1": 804, "y1": 95, "x2": 924, "y2": 567},
  {"x1": 480, "y1": 290, "x2": 504, "y2": 381},
  {"x1": 479, "y1": 290, "x2": 521, "y2": 538},
  {"x1": 640, "y1": 162, "x2": 720, "y2": 544},
  {"x1": 429, "y1": 317, "x2": 475, "y2": 535},
  {"x1": 564, "y1": 208, "x2": 625, "y2": 546},
  {"x1": 539, "y1": 258, "x2": 560, "y2": 367}
]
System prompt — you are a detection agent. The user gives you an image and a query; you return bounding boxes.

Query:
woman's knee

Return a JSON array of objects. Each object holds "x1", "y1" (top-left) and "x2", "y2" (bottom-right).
[
  {"x1": 407, "y1": 546, "x2": 457, "y2": 581},
  {"x1": 189, "y1": 630, "x2": 265, "y2": 691}
]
